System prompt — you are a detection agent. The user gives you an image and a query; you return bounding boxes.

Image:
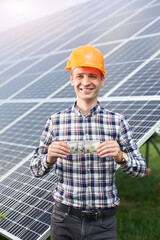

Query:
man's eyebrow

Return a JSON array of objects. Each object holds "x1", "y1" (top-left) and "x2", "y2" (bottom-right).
[
  {"x1": 75, "y1": 73, "x2": 84, "y2": 76},
  {"x1": 89, "y1": 73, "x2": 98, "y2": 77}
]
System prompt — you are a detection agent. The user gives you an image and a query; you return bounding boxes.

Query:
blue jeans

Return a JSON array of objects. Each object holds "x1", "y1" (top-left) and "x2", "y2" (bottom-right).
[{"x1": 50, "y1": 204, "x2": 117, "y2": 240}]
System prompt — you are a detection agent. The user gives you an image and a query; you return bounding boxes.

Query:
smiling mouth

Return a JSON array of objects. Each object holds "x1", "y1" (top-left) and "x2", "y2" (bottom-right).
[{"x1": 80, "y1": 88, "x2": 94, "y2": 91}]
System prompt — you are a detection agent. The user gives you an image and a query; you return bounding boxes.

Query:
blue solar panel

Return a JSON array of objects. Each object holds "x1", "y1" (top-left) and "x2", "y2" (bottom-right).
[
  {"x1": 0, "y1": 73, "x2": 41, "y2": 99},
  {"x1": 0, "y1": 59, "x2": 36, "y2": 77},
  {"x1": 0, "y1": 102, "x2": 72, "y2": 146},
  {"x1": 108, "y1": 59, "x2": 160, "y2": 96},
  {"x1": 104, "y1": 36, "x2": 160, "y2": 63},
  {"x1": 13, "y1": 71, "x2": 70, "y2": 99},
  {"x1": 0, "y1": 103, "x2": 36, "y2": 129},
  {"x1": 139, "y1": 19, "x2": 160, "y2": 35}
]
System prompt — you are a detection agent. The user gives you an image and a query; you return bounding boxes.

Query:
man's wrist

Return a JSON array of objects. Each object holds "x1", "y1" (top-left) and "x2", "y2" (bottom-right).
[
  {"x1": 46, "y1": 155, "x2": 57, "y2": 164},
  {"x1": 116, "y1": 152, "x2": 128, "y2": 165}
]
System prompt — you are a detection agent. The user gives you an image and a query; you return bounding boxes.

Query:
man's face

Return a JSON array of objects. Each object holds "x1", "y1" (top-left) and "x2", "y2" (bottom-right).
[{"x1": 70, "y1": 67, "x2": 104, "y2": 103}]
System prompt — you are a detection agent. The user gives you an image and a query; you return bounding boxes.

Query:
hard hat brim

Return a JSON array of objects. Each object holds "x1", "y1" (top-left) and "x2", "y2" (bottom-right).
[{"x1": 65, "y1": 65, "x2": 107, "y2": 74}]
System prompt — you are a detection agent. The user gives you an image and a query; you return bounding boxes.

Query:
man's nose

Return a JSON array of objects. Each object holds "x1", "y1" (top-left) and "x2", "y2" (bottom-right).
[{"x1": 82, "y1": 76, "x2": 90, "y2": 85}]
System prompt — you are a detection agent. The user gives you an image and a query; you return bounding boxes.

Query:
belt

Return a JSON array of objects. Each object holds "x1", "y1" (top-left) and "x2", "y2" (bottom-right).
[{"x1": 55, "y1": 201, "x2": 116, "y2": 221}]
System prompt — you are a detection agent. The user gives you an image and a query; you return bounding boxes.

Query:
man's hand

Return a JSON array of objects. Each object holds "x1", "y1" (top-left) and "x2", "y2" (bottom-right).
[
  {"x1": 46, "y1": 141, "x2": 70, "y2": 164},
  {"x1": 97, "y1": 141, "x2": 122, "y2": 162}
]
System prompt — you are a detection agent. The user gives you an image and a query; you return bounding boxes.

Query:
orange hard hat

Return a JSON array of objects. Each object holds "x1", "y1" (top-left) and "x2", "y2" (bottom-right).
[{"x1": 65, "y1": 45, "x2": 107, "y2": 74}]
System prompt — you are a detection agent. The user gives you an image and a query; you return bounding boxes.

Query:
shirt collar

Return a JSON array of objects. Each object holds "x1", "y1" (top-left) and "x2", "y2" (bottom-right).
[{"x1": 72, "y1": 101, "x2": 101, "y2": 117}]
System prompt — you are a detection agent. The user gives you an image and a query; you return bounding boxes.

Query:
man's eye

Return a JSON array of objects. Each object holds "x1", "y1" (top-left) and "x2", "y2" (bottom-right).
[
  {"x1": 90, "y1": 75, "x2": 97, "y2": 78},
  {"x1": 76, "y1": 75, "x2": 83, "y2": 79}
]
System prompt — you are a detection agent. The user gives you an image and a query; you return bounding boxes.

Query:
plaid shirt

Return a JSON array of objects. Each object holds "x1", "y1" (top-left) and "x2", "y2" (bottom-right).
[{"x1": 30, "y1": 102, "x2": 146, "y2": 209}]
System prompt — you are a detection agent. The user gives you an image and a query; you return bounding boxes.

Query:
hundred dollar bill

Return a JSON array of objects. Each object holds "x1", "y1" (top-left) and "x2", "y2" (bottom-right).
[
  {"x1": 85, "y1": 141, "x2": 100, "y2": 154},
  {"x1": 69, "y1": 142, "x2": 84, "y2": 154},
  {"x1": 68, "y1": 141, "x2": 100, "y2": 155}
]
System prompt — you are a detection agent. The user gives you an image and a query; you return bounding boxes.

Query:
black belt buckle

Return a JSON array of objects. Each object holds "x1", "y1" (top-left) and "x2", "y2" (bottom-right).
[{"x1": 81, "y1": 210, "x2": 98, "y2": 221}]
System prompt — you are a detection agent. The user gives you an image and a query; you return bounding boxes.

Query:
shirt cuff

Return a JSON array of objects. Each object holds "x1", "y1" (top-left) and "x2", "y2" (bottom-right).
[
  {"x1": 42, "y1": 154, "x2": 54, "y2": 170},
  {"x1": 120, "y1": 157, "x2": 137, "y2": 170}
]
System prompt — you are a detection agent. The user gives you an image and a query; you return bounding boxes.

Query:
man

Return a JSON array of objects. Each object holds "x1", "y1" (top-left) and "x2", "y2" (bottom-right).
[{"x1": 30, "y1": 45, "x2": 146, "y2": 240}]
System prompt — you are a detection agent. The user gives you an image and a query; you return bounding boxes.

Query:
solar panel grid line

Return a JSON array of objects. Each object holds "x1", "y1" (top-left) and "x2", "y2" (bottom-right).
[
  {"x1": 0, "y1": 194, "x2": 53, "y2": 227},
  {"x1": 15, "y1": 1, "x2": 112, "y2": 59},
  {"x1": 102, "y1": 18, "x2": 160, "y2": 60},
  {"x1": 0, "y1": 2, "x2": 94, "y2": 63},
  {"x1": 0, "y1": 1, "x2": 91, "y2": 60},
  {"x1": 62, "y1": 5, "x2": 158, "y2": 50},
  {"x1": 2, "y1": 98, "x2": 76, "y2": 103},
  {"x1": 1, "y1": 195, "x2": 53, "y2": 221},
  {"x1": 0, "y1": 2, "x2": 154, "y2": 94},
  {"x1": 0, "y1": 152, "x2": 33, "y2": 181},
  {"x1": 45, "y1": 81, "x2": 72, "y2": 99},
  {"x1": 137, "y1": 32, "x2": 160, "y2": 39},
  {"x1": 1, "y1": 227, "x2": 38, "y2": 240},
  {"x1": 0, "y1": 229, "x2": 20, "y2": 240},
  {"x1": 0, "y1": 102, "x2": 42, "y2": 134},
  {"x1": 37, "y1": 229, "x2": 50, "y2": 240},
  {"x1": 0, "y1": 208, "x2": 45, "y2": 240},
  {"x1": 131, "y1": 108, "x2": 160, "y2": 132},
  {"x1": 0, "y1": 59, "x2": 38, "y2": 87},
  {"x1": 102, "y1": 96, "x2": 160, "y2": 101},
  {"x1": 93, "y1": 38, "x2": 127, "y2": 47},
  {"x1": 138, "y1": 31, "x2": 160, "y2": 39},
  {"x1": 1, "y1": 184, "x2": 53, "y2": 214},
  {"x1": 89, "y1": 13, "x2": 154, "y2": 44},
  {"x1": 109, "y1": 60, "x2": 160, "y2": 97},
  {"x1": 1, "y1": 37, "x2": 154, "y2": 101},
  {"x1": 3, "y1": 0, "x2": 111, "y2": 60},
  {"x1": 131, "y1": 16, "x2": 160, "y2": 37},
  {"x1": 0, "y1": 159, "x2": 56, "y2": 189},
  {"x1": 28, "y1": 0, "x2": 123, "y2": 57},
  {"x1": 0, "y1": 141, "x2": 35, "y2": 149},
  {"x1": 112, "y1": 65, "x2": 160, "y2": 99},
  {"x1": 0, "y1": 54, "x2": 63, "y2": 88},
  {"x1": 1, "y1": 58, "x2": 68, "y2": 101},
  {"x1": 93, "y1": 30, "x2": 158, "y2": 48},
  {"x1": 126, "y1": 101, "x2": 149, "y2": 120},
  {"x1": 0, "y1": 23, "x2": 49, "y2": 60},
  {"x1": 103, "y1": 49, "x2": 160, "y2": 98},
  {"x1": 137, "y1": 120, "x2": 160, "y2": 147},
  {"x1": 100, "y1": 101, "x2": 159, "y2": 141},
  {"x1": 0, "y1": 1, "x2": 92, "y2": 49},
  {"x1": 0, "y1": 15, "x2": 58, "y2": 48},
  {"x1": 2, "y1": 95, "x2": 160, "y2": 104},
  {"x1": 0, "y1": 59, "x2": 33, "y2": 77},
  {"x1": 52, "y1": 0, "x2": 138, "y2": 52},
  {"x1": 89, "y1": 0, "x2": 156, "y2": 45},
  {"x1": 102, "y1": 101, "x2": 160, "y2": 143},
  {"x1": 0, "y1": 145, "x2": 34, "y2": 174},
  {"x1": 0, "y1": 59, "x2": 23, "y2": 67}
]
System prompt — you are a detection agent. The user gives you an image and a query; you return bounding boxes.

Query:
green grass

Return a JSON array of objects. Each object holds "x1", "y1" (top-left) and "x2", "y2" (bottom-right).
[
  {"x1": 116, "y1": 134, "x2": 160, "y2": 240},
  {"x1": 1, "y1": 135, "x2": 160, "y2": 240}
]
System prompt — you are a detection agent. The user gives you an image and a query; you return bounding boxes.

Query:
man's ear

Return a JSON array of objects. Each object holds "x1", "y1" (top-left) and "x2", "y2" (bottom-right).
[
  {"x1": 101, "y1": 76, "x2": 105, "y2": 87},
  {"x1": 70, "y1": 73, "x2": 74, "y2": 86}
]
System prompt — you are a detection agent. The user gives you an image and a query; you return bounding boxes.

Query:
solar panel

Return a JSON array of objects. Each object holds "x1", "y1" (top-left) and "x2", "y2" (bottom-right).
[
  {"x1": 13, "y1": 71, "x2": 71, "y2": 99},
  {"x1": 0, "y1": 0, "x2": 160, "y2": 239}
]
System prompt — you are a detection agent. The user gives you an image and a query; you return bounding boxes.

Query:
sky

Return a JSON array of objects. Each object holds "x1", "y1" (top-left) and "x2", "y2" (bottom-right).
[{"x1": 0, "y1": 0, "x2": 88, "y2": 32}]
